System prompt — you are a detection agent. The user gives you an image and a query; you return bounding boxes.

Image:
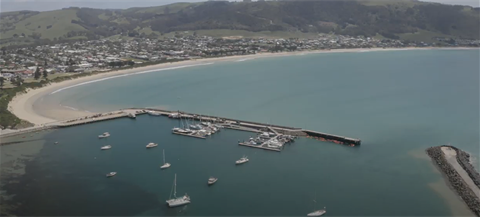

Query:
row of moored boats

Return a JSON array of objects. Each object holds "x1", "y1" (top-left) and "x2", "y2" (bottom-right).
[{"x1": 96, "y1": 117, "x2": 325, "y2": 216}]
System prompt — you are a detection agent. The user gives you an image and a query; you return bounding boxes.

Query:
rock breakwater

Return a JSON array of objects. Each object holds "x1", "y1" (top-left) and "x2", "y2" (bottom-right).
[{"x1": 426, "y1": 146, "x2": 480, "y2": 216}]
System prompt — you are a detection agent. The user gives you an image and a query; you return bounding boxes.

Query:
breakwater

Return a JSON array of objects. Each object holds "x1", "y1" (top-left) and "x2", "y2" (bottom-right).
[
  {"x1": 450, "y1": 146, "x2": 480, "y2": 189},
  {"x1": 0, "y1": 108, "x2": 362, "y2": 147},
  {"x1": 426, "y1": 146, "x2": 480, "y2": 216},
  {"x1": 139, "y1": 108, "x2": 361, "y2": 146}
]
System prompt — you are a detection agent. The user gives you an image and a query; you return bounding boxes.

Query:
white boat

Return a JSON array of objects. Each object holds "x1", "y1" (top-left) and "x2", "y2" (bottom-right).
[
  {"x1": 208, "y1": 177, "x2": 218, "y2": 185},
  {"x1": 101, "y1": 145, "x2": 112, "y2": 150},
  {"x1": 307, "y1": 209, "x2": 326, "y2": 217},
  {"x1": 98, "y1": 132, "x2": 110, "y2": 138},
  {"x1": 307, "y1": 192, "x2": 326, "y2": 216},
  {"x1": 106, "y1": 172, "x2": 116, "y2": 177},
  {"x1": 128, "y1": 113, "x2": 136, "y2": 118},
  {"x1": 235, "y1": 156, "x2": 249, "y2": 165},
  {"x1": 168, "y1": 113, "x2": 180, "y2": 118},
  {"x1": 146, "y1": 142, "x2": 158, "y2": 148},
  {"x1": 160, "y1": 149, "x2": 171, "y2": 169},
  {"x1": 260, "y1": 132, "x2": 270, "y2": 138},
  {"x1": 166, "y1": 174, "x2": 190, "y2": 207},
  {"x1": 147, "y1": 111, "x2": 161, "y2": 116}
]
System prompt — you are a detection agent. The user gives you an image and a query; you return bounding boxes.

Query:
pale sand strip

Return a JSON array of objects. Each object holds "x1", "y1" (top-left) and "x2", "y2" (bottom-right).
[
  {"x1": 8, "y1": 47, "x2": 478, "y2": 126},
  {"x1": 441, "y1": 147, "x2": 480, "y2": 199}
]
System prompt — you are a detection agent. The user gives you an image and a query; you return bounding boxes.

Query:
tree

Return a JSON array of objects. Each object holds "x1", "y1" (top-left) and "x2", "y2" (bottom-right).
[
  {"x1": 12, "y1": 77, "x2": 23, "y2": 87},
  {"x1": 0, "y1": 77, "x2": 5, "y2": 89},
  {"x1": 34, "y1": 67, "x2": 41, "y2": 80},
  {"x1": 43, "y1": 70, "x2": 48, "y2": 79}
]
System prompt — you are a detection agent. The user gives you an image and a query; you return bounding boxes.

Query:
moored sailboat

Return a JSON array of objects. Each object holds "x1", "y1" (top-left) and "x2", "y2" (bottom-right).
[
  {"x1": 166, "y1": 174, "x2": 190, "y2": 207},
  {"x1": 307, "y1": 192, "x2": 326, "y2": 216},
  {"x1": 160, "y1": 149, "x2": 171, "y2": 169}
]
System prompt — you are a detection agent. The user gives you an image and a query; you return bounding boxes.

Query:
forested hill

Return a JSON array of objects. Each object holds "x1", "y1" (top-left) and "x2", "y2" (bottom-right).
[{"x1": 1, "y1": 0, "x2": 479, "y2": 46}]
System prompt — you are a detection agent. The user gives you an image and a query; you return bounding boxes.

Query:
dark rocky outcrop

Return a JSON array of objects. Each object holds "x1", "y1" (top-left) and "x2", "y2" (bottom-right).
[{"x1": 426, "y1": 146, "x2": 480, "y2": 216}]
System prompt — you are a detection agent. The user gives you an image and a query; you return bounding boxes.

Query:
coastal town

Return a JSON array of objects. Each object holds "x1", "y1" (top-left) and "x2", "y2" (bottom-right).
[{"x1": 0, "y1": 34, "x2": 479, "y2": 87}]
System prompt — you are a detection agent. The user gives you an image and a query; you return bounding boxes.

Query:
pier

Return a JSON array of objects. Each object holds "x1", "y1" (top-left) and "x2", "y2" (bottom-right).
[
  {"x1": 172, "y1": 131, "x2": 206, "y2": 139},
  {"x1": 0, "y1": 108, "x2": 362, "y2": 148}
]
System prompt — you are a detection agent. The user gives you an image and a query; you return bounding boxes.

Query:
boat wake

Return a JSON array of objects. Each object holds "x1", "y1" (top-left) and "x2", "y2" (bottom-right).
[{"x1": 50, "y1": 62, "x2": 214, "y2": 95}]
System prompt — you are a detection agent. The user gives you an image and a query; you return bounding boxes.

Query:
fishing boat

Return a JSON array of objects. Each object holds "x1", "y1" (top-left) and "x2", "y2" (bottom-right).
[
  {"x1": 98, "y1": 132, "x2": 110, "y2": 138},
  {"x1": 208, "y1": 177, "x2": 218, "y2": 185},
  {"x1": 101, "y1": 145, "x2": 112, "y2": 150},
  {"x1": 235, "y1": 156, "x2": 249, "y2": 165},
  {"x1": 146, "y1": 142, "x2": 158, "y2": 148},
  {"x1": 160, "y1": 149, "x2": 171, "y2": 169},
  {"x1": 106, "y1": 172, "x2": 116, "y2": 177},
  {"x1": 307, "y1": 192, "x2": 326, "y2": 216},
  {"x1": 166, "y1": 174, "x2": 191, "y2": 207}
]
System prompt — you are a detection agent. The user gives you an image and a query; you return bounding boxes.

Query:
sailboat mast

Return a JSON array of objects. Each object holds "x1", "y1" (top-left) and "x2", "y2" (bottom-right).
[
  {"x1": 174, "y1": 174, "x2": 177, "y2": 198},
  {"x1": 163, "y1": 149, "x2": 166, "y2": 164}
]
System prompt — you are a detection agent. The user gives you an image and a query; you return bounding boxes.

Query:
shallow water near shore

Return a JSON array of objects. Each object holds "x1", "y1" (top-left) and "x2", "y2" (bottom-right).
[{"x1": 2, "y1": 49, "x2": 479, "y2": 216}]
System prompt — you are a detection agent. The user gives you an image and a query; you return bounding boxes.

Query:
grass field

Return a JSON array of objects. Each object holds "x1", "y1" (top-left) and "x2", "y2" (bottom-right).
[{"x1": 1, "y1": 9, "x2": 86, "y2": 40}]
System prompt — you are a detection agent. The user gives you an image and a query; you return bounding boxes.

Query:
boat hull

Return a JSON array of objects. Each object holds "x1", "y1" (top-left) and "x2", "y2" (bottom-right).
[
  {"x1": 307, "y1": 210, "x2": 326, "y2": 216},
  {"x1": 166, "y1": 198, "x2": 190, "y2": 207}
]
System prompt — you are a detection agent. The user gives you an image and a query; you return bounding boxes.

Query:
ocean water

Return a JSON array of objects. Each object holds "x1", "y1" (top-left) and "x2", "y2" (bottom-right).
[{"x1": 2, "y1": 49, "x2": 479, "y2": 216}]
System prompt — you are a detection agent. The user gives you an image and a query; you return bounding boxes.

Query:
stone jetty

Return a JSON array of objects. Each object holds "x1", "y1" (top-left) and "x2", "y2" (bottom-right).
[
  {"x1": 426, "y1": 146, "x2": 480, "y2": 216},
  {"x1": 453, "y1": 146, "x2": 480, "y2": 189}
]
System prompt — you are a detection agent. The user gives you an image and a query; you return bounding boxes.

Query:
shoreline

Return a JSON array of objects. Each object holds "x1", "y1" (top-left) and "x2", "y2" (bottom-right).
[{"x1": 7, "y1": 46, "x2": 478, "y2": 127}]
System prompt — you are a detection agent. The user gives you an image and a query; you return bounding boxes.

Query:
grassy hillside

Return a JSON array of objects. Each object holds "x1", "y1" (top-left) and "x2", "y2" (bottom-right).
[
  {"x1": 1, "y1": 0, "x2": 478, "y2": 46},
  {"x1": 1, "y1": 9, "x2": 86, "y2": 39}
]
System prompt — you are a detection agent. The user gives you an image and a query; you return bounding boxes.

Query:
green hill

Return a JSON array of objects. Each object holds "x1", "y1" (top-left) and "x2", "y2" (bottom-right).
[{"x1": 1, "y1": 0, "x2": 479, "y2": 46}]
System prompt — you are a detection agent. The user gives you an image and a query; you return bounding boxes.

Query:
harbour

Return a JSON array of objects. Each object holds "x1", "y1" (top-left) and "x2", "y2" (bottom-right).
[
  {"x1": 1, "y1": 49, "x2": 478, "y2": 217},
  {"x1": 0, "y1": 108, "x2": 362, "y2": 150}
]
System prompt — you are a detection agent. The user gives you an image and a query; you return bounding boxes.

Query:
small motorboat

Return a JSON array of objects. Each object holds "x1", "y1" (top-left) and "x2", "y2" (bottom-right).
[
  {"x1": 235, "y1": 156, "x2": 249, "y2": 165},
  {"x1": 208, "y1": 177, "x2": 218, "y2": 185},
  {"x1": 128, "y1": 113, "x2": 136, "y2": 119},
  {"x1": 146, "y1": 143, "x2": 158, "y2": 148},
  {"x1": 101, "y1": 145, "x2": 112, "y2": 150},
  {"x1": 106, "y1": 172, "x2": 117, "y2": 177},
  {"x1": 98, "y1": 132, "x2": 110, "y2": 138},
  {"x1": 54, "y1": 141, "x2": 59, "y2": 144}
]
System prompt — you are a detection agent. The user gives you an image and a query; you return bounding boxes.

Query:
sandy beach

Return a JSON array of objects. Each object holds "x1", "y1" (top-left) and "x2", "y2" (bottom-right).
[{"x1": 7, "y1": 47, "x2": 476, "y2": 126}]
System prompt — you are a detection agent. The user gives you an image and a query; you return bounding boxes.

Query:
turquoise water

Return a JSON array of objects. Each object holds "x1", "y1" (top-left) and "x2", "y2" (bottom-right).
[{"x1": 3, "y1": 49, "x2": 479, "y2": 216}]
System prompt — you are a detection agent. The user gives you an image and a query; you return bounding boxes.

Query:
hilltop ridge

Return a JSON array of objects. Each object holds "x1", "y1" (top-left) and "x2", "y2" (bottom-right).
[{"x1": 0, "y1": 0, "x2": 479, "y2": 46}]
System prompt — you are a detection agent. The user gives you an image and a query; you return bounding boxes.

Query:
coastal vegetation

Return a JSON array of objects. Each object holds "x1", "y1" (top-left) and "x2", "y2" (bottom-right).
[{"x1": 1, "y1": 0, "x2": 479, "y2": 47}]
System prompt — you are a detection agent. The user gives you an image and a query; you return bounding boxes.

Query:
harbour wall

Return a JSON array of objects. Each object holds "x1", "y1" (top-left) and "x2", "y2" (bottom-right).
[
  {"x1": 448, "y1": 146, "x2": 480, "y2": 189},
  {"x1": 1, "y1": 108, "x2": 362, "y2": 147},
  {"x1": 138, "y1": 108, "x2": 360, "y2": 145},
  {"x1": 426, "y1": 146, "x2": 480, "y2": 216}
]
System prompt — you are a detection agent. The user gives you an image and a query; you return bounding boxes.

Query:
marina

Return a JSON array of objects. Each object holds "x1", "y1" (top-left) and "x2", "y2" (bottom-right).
[{"x1": 0, "y1": 108, "x2": 361, "y2": 150}]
